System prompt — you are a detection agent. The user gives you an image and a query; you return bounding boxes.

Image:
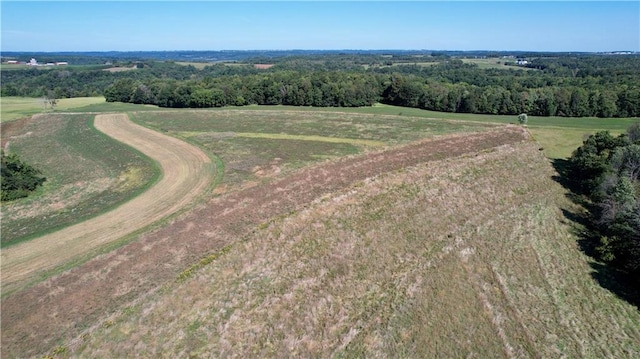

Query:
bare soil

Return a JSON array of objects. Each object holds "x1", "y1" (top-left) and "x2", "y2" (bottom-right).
[{"x1": 1, "y1": 125, "x2": 528, "y2": 357}]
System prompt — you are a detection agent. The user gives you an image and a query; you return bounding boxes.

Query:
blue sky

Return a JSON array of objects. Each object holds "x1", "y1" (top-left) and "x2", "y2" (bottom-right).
[{"x1": 1, "y1": 1, "x2": 638, "y2": 52}]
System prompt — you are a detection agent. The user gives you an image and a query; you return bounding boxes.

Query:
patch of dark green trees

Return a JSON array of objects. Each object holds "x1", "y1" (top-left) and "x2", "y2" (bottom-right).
[
  {"x1": 567, "y1": 124, "x2": 640, "y2": 285},
  {"x1": 1, "y1": 151, "x2": 46, "y2": 201}
]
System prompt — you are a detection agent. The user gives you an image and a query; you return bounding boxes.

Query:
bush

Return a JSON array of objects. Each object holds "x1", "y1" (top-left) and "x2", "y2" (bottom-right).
[
  {"x1": 517, "y1": 113, "x2": 528, "y2": 124},
  {"x1": 1, "y1": 150, "x2": 47, "y2": 201}
]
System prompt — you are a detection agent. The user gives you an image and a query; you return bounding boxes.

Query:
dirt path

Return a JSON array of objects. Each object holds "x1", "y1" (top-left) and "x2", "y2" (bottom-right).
[
  {"x1": 1, "y1": 126, "x2": 528, "y2": 357},
  {"x1": 1, "y1": 113, "x2": 213, "y2": 295}
]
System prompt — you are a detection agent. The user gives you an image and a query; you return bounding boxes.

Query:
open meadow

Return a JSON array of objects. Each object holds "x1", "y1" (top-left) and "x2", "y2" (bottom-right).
[
  {"x1": 1, "y1": 98, "x2": 639, "y2": 357},
  {"x1": 0, "y1": 96, "x2": 106, "y2": 122},
  {"x1": 257, "y1": 104, "x2": 638, "y2": 159}
]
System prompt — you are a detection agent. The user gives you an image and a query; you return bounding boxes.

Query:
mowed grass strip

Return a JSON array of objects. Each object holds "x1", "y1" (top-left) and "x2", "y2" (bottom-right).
[
  {"x1": 0, "y1": 113, "x2": 159, "y2": 246},
  {"x1": 72, "y1": 141, "x2": 640, "y2": 358},
  {"x1": 1, "y1": 114, "x2": 214, "y2": 296}
]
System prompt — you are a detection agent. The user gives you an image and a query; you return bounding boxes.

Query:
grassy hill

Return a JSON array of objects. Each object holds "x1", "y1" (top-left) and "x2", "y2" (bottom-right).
[
  {"x1": 2, "y1": 101, "x2": 639, "y2": 357},
  {"x1": 68, "y1": 140, "x2": 640, "y2": 358}
]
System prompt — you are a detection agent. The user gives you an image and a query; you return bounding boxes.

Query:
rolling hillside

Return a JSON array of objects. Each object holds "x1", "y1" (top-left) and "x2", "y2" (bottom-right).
[{"x1": 6, "y1": 126, "x2": 637, "y2": 357}]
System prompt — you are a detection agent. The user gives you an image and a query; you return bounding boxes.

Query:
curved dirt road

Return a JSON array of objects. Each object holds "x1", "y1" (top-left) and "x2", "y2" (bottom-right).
[{"x1": 1, "y1": 113, "x2": 213, "y2": 293}]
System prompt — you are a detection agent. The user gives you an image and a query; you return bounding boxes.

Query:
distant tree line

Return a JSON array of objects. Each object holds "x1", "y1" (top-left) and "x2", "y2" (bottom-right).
[
  {"x1": 567, "y1": 124, "x2": 640, "y2": 284},
  {"x1": 379, "y1": 72, "x2": 640, "y2": 117},
  {"x1": 104, "y1": 71, "x2": 382, "y2": 107},
  {"x1": 103, "y1": 70, "x2": 640, "y2": 117},
  {"x1": 3, "y1": 54, "x2": 640, "y2": 117}
]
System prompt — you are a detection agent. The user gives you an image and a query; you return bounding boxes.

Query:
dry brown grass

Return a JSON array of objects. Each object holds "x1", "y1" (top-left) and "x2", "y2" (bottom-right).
[
  {"x1": 69, "y1": 141, "x2": 640, "y2": 358},
  {"x1": 1, "y1": 127, "x2": 525, "y2": 357}
]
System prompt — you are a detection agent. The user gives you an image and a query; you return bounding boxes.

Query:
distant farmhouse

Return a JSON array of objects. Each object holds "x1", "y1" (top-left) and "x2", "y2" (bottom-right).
[{"x1": 6, "y1": 58, "x2": 68, "y2": 66}]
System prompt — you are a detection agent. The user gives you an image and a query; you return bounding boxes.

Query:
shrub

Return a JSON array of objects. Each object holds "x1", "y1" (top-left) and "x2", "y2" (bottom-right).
[
  {"x1": 517, "y1": 113, "x2": 528, "y2": 125},
  {"x1": 0, "y1": 150, "x2": 47, "y2": 201}
]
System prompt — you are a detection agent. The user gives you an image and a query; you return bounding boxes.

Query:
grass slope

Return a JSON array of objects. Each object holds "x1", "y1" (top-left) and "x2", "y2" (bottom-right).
[
  {"x1": 153, "y1": 103, "x2": 637, "y2": 159},
  {"x1": 0, "y1": 114, "x2": 159, "y2": 246},
  {"x1": 250, "y1": 104, "x2": 638, "y2": 159},
  {"x1": 132, "y1": 109, "x2": 495, "y2": 145},
  {"x1": 131, "y1": 109, "x2": 495, "y2": 190},
  {"x1": 0, "y1": 96, "x2": 105, "y2": 122},
  {"x1": 5, "y1": 95, "x2": 636, "y2": 158},
  {"x1": 70, "y1": 141, "x2": 640, "y2": 358}
]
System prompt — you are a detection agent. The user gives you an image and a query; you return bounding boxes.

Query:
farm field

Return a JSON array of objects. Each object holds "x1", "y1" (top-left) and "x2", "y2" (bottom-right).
[
  {"x1": 4, "y1": 96, "x2": 637, "y2": 158},
  {"x1": 3, "y1": 123, "x2": 639, "y2": 357},
  {"x1": 128, "y1": 103, "x2": 639, "y2": 160},
  {"x1": 131, "y1": 109, "x2": 497, "y2": 189},
  {"x1": 0, "y1": 96, "x2": 106, "y2": 122},
  {"x1": 175, "y1": 61, "x2": 214, "y2": 69},
  {"x1": 1, "y1": 105, "x2": 496, "y2": 292},
  {"x1": 2, "y1": 100, "x2": 639, "y2": 357},
  {"x1": 234, "y1": 104, "x2": 639, "y2": 159}
]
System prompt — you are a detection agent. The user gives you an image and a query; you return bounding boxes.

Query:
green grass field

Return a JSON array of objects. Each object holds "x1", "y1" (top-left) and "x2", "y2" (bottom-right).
[
  {"x1": 0, "y1": 96, "x2": 106, "y2": 122},
  {"x1": 131, "y1": 108, "x2": 495, "y2": 144},
  {"x1": 250, "y1": 104, "x2": 637, "y2": 159},
  {"x1": 1, "y1": 113, "x2": 159, "y2": 246},
  {"x1": 3, "y1": 96, "x2": 637, "y2": 159},
  {"x1": 130, "y1": 109, "x2": 495, "y2": 188},
  {"x1": 66, "y1": 99, "x2": 640, "y2": 159}
]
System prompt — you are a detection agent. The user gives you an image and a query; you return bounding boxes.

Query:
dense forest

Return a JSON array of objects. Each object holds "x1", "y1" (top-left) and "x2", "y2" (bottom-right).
[
  {"x1": 567, "y1": 125, "x2": 640, "y2": 286},
  {"x1": 2, "y1": 52, "x2": 639, "y2": 117}
]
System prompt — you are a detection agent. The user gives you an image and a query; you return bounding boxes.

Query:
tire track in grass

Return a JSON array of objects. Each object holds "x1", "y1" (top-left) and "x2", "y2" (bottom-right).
[{"x1": 1, "y1": 113, "x2": 213, "y2": 295}]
